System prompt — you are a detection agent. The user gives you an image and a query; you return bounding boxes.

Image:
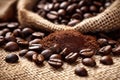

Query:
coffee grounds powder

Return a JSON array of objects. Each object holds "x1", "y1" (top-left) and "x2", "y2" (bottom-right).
[{"x1": 40, "y1": 30, "x2": 99, "y2": 53}]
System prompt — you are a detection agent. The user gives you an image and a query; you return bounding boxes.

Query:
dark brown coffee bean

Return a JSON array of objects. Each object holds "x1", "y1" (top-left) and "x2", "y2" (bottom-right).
[
  {"x1": 60, "y1": 1, "x2": 69, "y2": 9},
  {"x1": 79, "y1": 48, "x2": 95, "y2": 58},
  {"x1": 75, "y1": 67, "x2": 88, "y2": 76},
  {"x1": 82, "y1": 58, "x2": 96, "y2": 67},
  {"x1": 44, "y1": 3, "x2": 53, "y2": 12},
  {"x1": 90, "y1": 5, "x2": 98, "y2": 12},
  {"x1": 105, "y1": 2, "x2": 111, "y2": 7},
  {"x1": 108, "y1": 40, "x2": 117, "y2": 47},
  {"x1": 54, "y1": 3, "x2": 60, "y2": 10},
  {"x1": 100, "y1": 56, "x2": 113, "y2": 65},
  {"x1": 72, "y1": 13, "x2": 82, "y2": 20},
  {"x1": 50, "y1": 54, "x2": 62, "y2": 60},
  {"x1": 0, "y1": 36, "x2": 5, "y2": 45},
  {"x1": 98, "y1": 45, "x2": 112, "y2": 55},
  {"x1": 65, "y1": 52, "x2": 79, "y2": 63},
  {"x1": 97, "y1": 38, "x2": 108, "y2": 47},
  {"x1": 25, "y1": 35, "x2": 33, "y2": 42},
  {"x1": 68, "y1": 19, "x2": 80, "y2": 26},
  {"x1": 32, "y1": 32, "x2": 45, "y2": 39},
  {"x1": 29, "y1": 39, "x2": 41, "y2": 45},
  {"x1": 25, "y1": 51, "x2": 37, "y2": 60},
  {"x1": 29, "y1": 44, "x2": 42, "y2": 51},
  {"x1": 60, "y1": 48, "x2": 68, "y2": 57},
  {"x1": 49, "y1": 44, "x2": 61, "y2": 54},
  {"x1": 13, "y1": 29, "x2": 22, "y2": 37},
  {"x1": 22, "y1": 28, "x2": 34, "y2": 37},
  {"x1": 5, "y1": 32, "x2": 16, "y2": 42},
  {"x1": 19, "y1": 49, "x2": 28, "y2": 57},
  {"x1": 5, "y1": 54, "x2": 19, "y2": 63},
  {"x1": 17, "y1": 38, "x2": 29, "y2": 48},
  {"x1": 66, "y1": 4, "x2": 77, "y2": 13},
  {"x1": 112, "y1": 45, "x2": 120, "y2": 55},
  {"x1": 93, "y1": 1, "x2": 102, "y2": 6},
  {"x1": 99, "y1": 7, "x2": 104, "y2": 12},
  {"x1": 41, "y1": 49, "x2": 53, "y2": 59},
  {"x1": 5, "y1": 41, "x2": 19, "y2": 51},
  {"x1": 58, "y1": 9, "x2": 66, "y2": 16},
  {"x1": 48, "y1": 58, "x2": 63, "y2": 68},
  {"x1": 46, "y1": 11, "x2": 58, "y2": 20},
  {"x1": 61, "y1": 20, "x2": 69, "y2": 24},
  {"x1": 80, "y1": 6, "x2": 89, "y2": 13},
  {"x1": 7, "y1": 22, "x2": 19, "y2": 29},
  {"x1": 83, "y1": 13, "x2": 93, "y2": 18},
  {"x1": 0, "y1": 28, "x2": 10, "y2": 36},
  {"x1": 0, "y1": 23, "x2": 7, "y2": 29},
  {"x1": 32, "y1": 54, "x2": 44, "y2": 65}
]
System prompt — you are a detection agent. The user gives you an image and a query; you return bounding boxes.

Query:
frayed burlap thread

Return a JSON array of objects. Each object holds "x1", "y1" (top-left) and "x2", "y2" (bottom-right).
[{"x1": 18, "y1": 0, "x2": 120, "y2": 33}]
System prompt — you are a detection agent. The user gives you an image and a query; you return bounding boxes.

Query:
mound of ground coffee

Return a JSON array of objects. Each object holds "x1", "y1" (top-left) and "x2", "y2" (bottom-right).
[{"x1": 40, "y1": 30, "x2": 99, "y2": 53}]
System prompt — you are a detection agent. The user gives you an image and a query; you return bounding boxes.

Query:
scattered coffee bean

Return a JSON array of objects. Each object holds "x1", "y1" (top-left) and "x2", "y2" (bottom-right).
[
  {"x1": 65, "y1": 52, "x2": 79, "y2": 63},
  {"x1": 100, "y1": 56, "x2": 113, "y2": 65},
  {"x1": 29, "y1": 39, "x2": 41, "y2": 45},
  {"x1": 19, "y1": 49, "x2": 28, "y2": 57},
  {"x1": 48, "y1": 58, "x2": 63, "y2": 68},
  {"x1": 7, "y1": 22, "x2": 19, "y2": 30},
  {"x1": 0, "y1": 36, "x2": 5, "y2": 45},
  {"x1": 25, "y1": 51, "x2": 37, "y2": 60},
  {"x1": 49, "y1": 44, "x2": 61, "y2": 54},
  {"x1": 32, "y1": 54, "x2": 44, "y2": 65},
  {"x1": 5, "y1": 32, "x2": 16, "y2": 42},
  {"x1": 60, "y1": 48, "x2": 68, "y2": 57},
  {"x1": 98, "y1": 45, "x2": 112, "y2": 55},
  {"x1": 32, "y1": 32, "x2": 45, "y2": 39},
  {"x1": 41, "y1": 49, "x2": 53, "y2": 59},
  {"x1": 5, "y1": 54, "x2": 19, "y2": 63},
  {"x1": 82, "y1": 58, "x2": 96, "y2": 67},
  {"x1": 108, "y1": 40, "x2": 117, "y2": 47},
  {"x1": 5, "y1": 41, "x2": 19, "y2": 51},
  {"x1": 79, "y1": 48, "x2": 95, "y2": 58},
  {"x1": 22, "y1": 28, "x2": 34, "y2": 37},
  {"x1": 29, "y1": 44, "x2": 42, "y2": 51},
  {"x1": 0, "y1": 23, "x2": 7, "y2": 29},
  {"x1": 50, "y1": 54, "x2": 62, "y2": 60},
  {"x1": 75, "y1": 67, "x2": 88, "y2": 76},
  {"x1": 112, "y1": 45, "x2": 120, "y2": 55},
  {"x1": 97, "y1": 38, "x2": 108, "y2": 47}
]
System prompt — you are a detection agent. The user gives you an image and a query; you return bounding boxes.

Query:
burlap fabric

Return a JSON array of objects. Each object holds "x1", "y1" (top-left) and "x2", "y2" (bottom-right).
[
  {"x1": 0, "y1": 0, "x2": 120, "y2": 80},
  {"x1": 18, "y1": 0, "x2": 120, "y2": 33}
]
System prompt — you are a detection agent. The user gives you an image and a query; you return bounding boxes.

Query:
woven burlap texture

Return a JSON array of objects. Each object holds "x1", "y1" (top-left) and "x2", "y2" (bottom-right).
[{"x1": 18, "y1": 0, "x2": 120, "y2": 33}]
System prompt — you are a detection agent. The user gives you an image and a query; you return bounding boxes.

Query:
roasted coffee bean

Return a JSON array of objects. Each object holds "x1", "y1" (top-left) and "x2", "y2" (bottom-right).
[
  {"x1": 65, "y1": 52, "x2": 79, "y2": 63},
  {"x1": 66, "y1": 4, "x2": 77, "y2": 13},
  {"x1": 60, "y1": 1, "x2": 69, "y2": 9},
  {"x1": 17, "y1": 38, "x2": 29, "y2": 47},
  {"x1": 25, "y1": 51, "x2": 37, "y2": 60},
  {"x1": 112, "y1": 45, "x2": 120, "y2": 55},
  {"x1": 41, "y1": 49, "x2": 53, "y2": 59},
  {"x1": 82, "y1": 58, "x2": 96, "y2": 67},
  {"x1": 29, "y1": 44, "x2": 42, "y2": 51},
  {"x1": 13, "y1": 29, "x2": 22, "y2": 37},
  {"x1": 71, "y1": 13, "x2": 82, "y2": 19},
  {"x1": 44, "y1": 4, "x2": 53, "y2": 12},
  {"x1": 54, "y1": 3, "x2": 60, "y2": 10},
  {"x1": 7, "y1": 22, "x2": 19, "y2": 30},
  {"x1": 0, "y1": 36, "x2": 5, "y2": 45},
  {"x1": 0, "y1": 23, "x2": 7, "y2": 29},
  {"x1": 32, "y1": 32, "x2": 45, "y2": 39},
  {"x1": 79, "y1": 48, "x2": 95, "y2": 58},
  {"x1": 90, "y1": 5, "x2": 98, "y2": 12},
  {"x1": 100, "y1": 56, "x2": 113, "y2": 65},
  {"x1": 68, "y1": 19, "x2": 80, "y2": 26},
  {"x1": 48, "y1": 58, "x2": 63, "y2": 68},
  {"x1": 58, "y1": 9, "x2": 66, "y2": 16},
  {"x1": 32, "y1": 54, "x2": 44, "y2": 65},
  {"x1": 108, "y1": 40, "x2": 117, "y2": 47},
  {"x1": 75, "y1": 67, "x2": 88, "y2": 76},
  {"x1": 80, "y1": 6, "x2": 89, "y2": 13},
  {"x1": 22, "y1": 28, "x2": 34, "y2": 37},
  {"x1": 83, "y1": 13, "x2": 93, "y2": 18},
  {"x1": 5, "y1": 41, "x2": 19, "y2": 51},
  {"x1": 5, "y1": 54, "x2": 19, "y2": 63},
  {"x1": 49, "y1": 44, "x2": 61, "y2": 53},
  {"x1": 19, "y1": 49, "x2": 28, "y2": 57},
  {"x1": 29, "y1": 39, "x2": 41, "y2": 45},
  {"x1": 5, "y1": 32, "x2": 16, "y2": 42},
  {"x1": 97, "y1": 38, "x2": 108, "y2": 47},
  {"x1": 98, "y1": 45, "x2": 112, "y2": 55},
  {"x1": 0, "y1": 28, "x2": 10, "y2": 36},
  {"x1": 60, "y1": 48, "x2": 68, "y2": 57},
  {"x1": 25, "y1": 35, "x2": 33, "y2": 42},
  {"x1": 46, "y1": 11, "x2": 58, "y2": 20},
  {"x1": 50, "y1": 54, "x2": 62, "y2": 59}
]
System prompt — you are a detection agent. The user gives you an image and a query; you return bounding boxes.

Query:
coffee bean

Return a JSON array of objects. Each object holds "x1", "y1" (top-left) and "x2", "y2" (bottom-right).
[
  {"x1": 97, "y1": 38, "x2": 108, "y2": 47},
  {"x1": 71, "y1": 13, "x2": 82, "y2": 20},
  {"x1": 54, "y1": 3, "x2": 60, "y2": 10},
  {"x1": 75, "y1": 67, "x2": 88, "y2": 76},
  {"x1": 100, "y1": 56, "x2": 113, "y2": 65},
  {"x1": 98, "y1": 45, "x2": 112, "y2": 55},
  {"x1": 108, "y1": 40, "x2": 117, "y2": 47},
  {"x1": 65, "y1": 52, "x2": 79, "y2": 63},
  {"x1": 79, "y1": 48, "x2": 95, "y2": 58},
  {"x1": 66, "y1": 4, "x2": 77, "y2": 13},
  {"x1": 7, "y1": 22, "x2": 18, "y2": 30},
  {"x1": 29, "y1": 44, "x2": 42, "y2": 51},
  {"x1": 5, "y1": 41, "x2": 19, "y2": 51},
  {"x1": 82, "y1": 58, "x2": 96, "y2": 67},
  {"x1": 112, "y1": 45, "x2": 120, "y2": 55},
  {"x1": 0, "y1": 23, "x2": 7, "y2": 29},
  {"x1": 0, "y1": 28, "x2": 10, "y2": 36},
  {"x1": 22, "y1": 28, "x2": 34, "y2": 37},
  {"x1": 83, "y1": 13, "x2": 93, "y2": 18},
  {"x1": 32, "y1": 54, "x2": 44, "y2": 65},
  {"x1": 60, "y1": 48, "x2": 68, "y2": 57},
  {"x1": 93, "y1": 1, "x2": 102, "y2": 6},
  {"x1": 17, "y1": 38, "x2": 29, "y2": 48},
  {"x1": 68, "y1": 19, "x2": 80, "y2": 26},
  {"x1": 50, "y1": 54, "x2": 62, "y2": 60},
  {"x1": 0, "y1": 36, "x2": 5, "y2": 45},
  {"x1": 44, "y1": 3, "x2": 53, "y2": 12},
  {"x1": 49, "y1": 44, "x2": 61, "y2": 54},
  {"x1": 5, "y1": 32, "x2": 16, "y2": 42},
  {"x1": 60, "y1": 1, "x2": 69, "y2": 9},
  {"x1": 46, "y1": 11, "x2": 58, "y2": 20},
  {"x1": 5, "y1": 54, "x2": 19, "y2": 63},
  {"x1": 41, "y1": 49, "x2": 53, "y2": 59},
  {"x1": 25, "y1": 51, "x2": 37, "y2": 60},
  {"x1": 32, "y1": 32, "x2": 45, "y2": 39},
  {"x1": 90, "y1": 5, "x2": 98, "y2": 12},
  {"x1": 58, "y1": 9, "x2": 66, "y2": 16},
  {"x1": 19, "y1": 49, "x2": 28, "y2": 57},
  {"x1": 13, "y1": 29, "x2": 22, "y2": 37},
  {"x1": 80, "y1": 6, "x2": 89, "y2": 13},
  {"x1": 29, "y1": 39, "x2": 41, "y2": 45},
  {"x1": 48, "y1": 58, "x2": 63, "y2": 68}
]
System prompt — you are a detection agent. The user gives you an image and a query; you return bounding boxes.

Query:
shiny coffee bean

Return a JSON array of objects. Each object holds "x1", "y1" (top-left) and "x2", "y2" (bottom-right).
[
  {"x1": 58, "y1": 9, "x2": 66, "y2": 16},
  {"x1": 46, "y1": 11, "x2": 58, "y2": 20},
  {"x1": 83, "y1": 13, "x2": 93, "y2": 18},
  {"x1": 48, "y1": 58, "x2": 63, "y2": 68},
  {"x1": 97, "y1": 38, "x2": 108, "y2": 47},
  {"x1": 108, "y1": 40, "x2": 117, "y2": 47},
  {"x1": 65, "y1": 52, "x2": 79, "y2": 63},
  {"x1": 79, "y1": 48, "x2": 95, "y2": 58},
  {"x1": 5, "y1": 32, "x2": 16, "y2": 42},
  {"x1": 5, "y1": 41, "x2": 19, "y2": 51},
  {"x1": 60, "y1": 48, "x2": 68, "y2": 57},
  {"x1": 0, "y1": 28, "x2": 10, "y2": 36},
  {"x1": 32, "y1": 32, "x2": 45, "y2": 39},
  {"x1": 49, "y1": 44, "x2": 61, "y2": 54},
  {"x1": 50, "y1": 54, "x2": 62, "y2": 60},
  {"x1": 29, "y1": 44, "x2": 42, "y2": 51},
  {"x1": 0, "y1": 23, "x2": 7, "y2": 29},
  {"x1": 41, "y1": 49, "x2": 53, "y2": 59},
  {"x1": 32, "y1": 54, "x2": 44, "y2": 65},
  {"x1": 25, "y1": 51, "x2": 37, "y2": 60},
  {"x1": 112, "y1": 45, "x2": 120, "y2": 55},
  {"x1": 100, "y1": 56, "x2": 113, "y2": 65},
  {"x1": 82, "y1": 58, "x2": 96, "y2": 67},
  {"x1": 68, "y1": 19, "x2": 80, "y2": 26},
  {"x1": 19, "y1": 49, "x2": 28, "y2": 57},
  {"x1": 17, "y1": 38, "x2": 29, "y2": 48},
  {"x1": 0, "y1": 36, "x2": 5, "y2": 45},
  {"x1": 29, "y1": 39, "x2": 41, "y2": 45},
  {"x1": 60, "y1": 1, "x2": 69, "y2": 9},
  {"x1": 22, "y1": 28, "x2": 34, "y2": 37},
  {"x1": 75, "y1": 67, "x2": 88, "y2": 76},
  {"x1": 7, "y1": 22, "x2": 19, "y2": 30},
  {"x1": 13, "y1": 29, "x2": 22, "y2": 37},
  {"x1": 5, "y1": 54, "x2": 19, "y2": 63},
  {"x1": 98, "y1": 45, "x2": 112, "y2": 55}
]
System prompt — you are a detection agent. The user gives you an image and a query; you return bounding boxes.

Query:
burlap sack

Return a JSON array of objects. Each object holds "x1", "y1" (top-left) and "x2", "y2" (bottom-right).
[
  {"x1": 18, "y1": 0, "x2": 120, "y2": 33},
  {"x1": 0, "y1": 0, "x2": 17, "y2": 21}
]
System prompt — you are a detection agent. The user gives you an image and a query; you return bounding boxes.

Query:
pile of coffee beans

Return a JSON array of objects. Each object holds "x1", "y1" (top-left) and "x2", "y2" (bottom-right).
[
  {"x1": 1, "y1": 22, "x2": 120, "y2": 77},
  {"x1": 34, "y1": 0, "x2": 114, "y2": 26}
]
